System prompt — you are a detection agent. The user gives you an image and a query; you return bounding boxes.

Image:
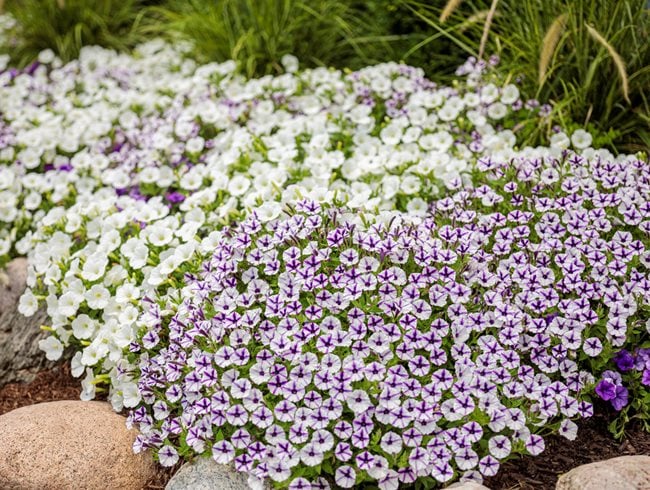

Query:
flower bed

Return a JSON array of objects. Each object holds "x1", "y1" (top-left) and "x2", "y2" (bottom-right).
[
  {"x1": 128, "y1": 148, "x2": 650, "y2": 488},
  {"x1": 11, "y1": 43, "x2": 547, "y2": 407},
  {"x1": 2, "y1": 12, "x2": 648, "y2": 488}
]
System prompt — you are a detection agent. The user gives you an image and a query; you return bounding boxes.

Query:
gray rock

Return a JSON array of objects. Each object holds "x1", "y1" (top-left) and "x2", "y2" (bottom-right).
[
  {"x1": 0, "y1": 258, "x2": 54, "y2": 387},
  {"x1": 0, "y1": 258, "x2": 27, "y2": 314},
  {"x1": 166, "y1": 457, "x2": 259, "y2": 490},
  {"x1": 556, "y1": 455, "x2": 650, "y2": 490}
]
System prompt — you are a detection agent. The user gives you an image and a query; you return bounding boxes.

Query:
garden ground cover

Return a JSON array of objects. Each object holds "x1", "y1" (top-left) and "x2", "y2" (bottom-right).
[{"x1": 0, "y1": 7, "x2": 649, "y2": 489}]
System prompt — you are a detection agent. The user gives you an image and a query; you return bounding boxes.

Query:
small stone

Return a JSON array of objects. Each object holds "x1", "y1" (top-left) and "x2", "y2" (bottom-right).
[
  {"x1": 556, "y1": 455, "x2": 650, "y2": 490},
  {"x1": 0, "y1": 400, "x2": 156, "y2": 490},
  {"x1": 448, "y1": 482, "x2": 492, "y2": 489},
  {"x1": 166, "y1": 457, "x2": 265, "y2": 490}
]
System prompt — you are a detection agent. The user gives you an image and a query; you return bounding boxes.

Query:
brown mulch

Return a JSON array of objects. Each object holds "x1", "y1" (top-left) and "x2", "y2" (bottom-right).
[
  {"x1": 2, "y1": 366, "x2": 650, "y2": 490},
  {"x1": 0, "y1": 363, "x2": 81, "y2": 415},
  {"x1": 486, "y1": 408, "x2": 650, "y2": 489}
]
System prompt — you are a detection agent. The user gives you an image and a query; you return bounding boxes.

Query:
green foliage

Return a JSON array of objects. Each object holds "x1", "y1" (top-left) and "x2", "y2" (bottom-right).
[
  {"x1": 150, "y1": 0, "x2": 378, "y2": 77},
  {"x1": 353, "y1": 0, "x2": 473, "y2": 78},
  {"x1": 399, "y1": 0, "x2": 650, "y2": 152},
  {"x1": 149, "y1": 0, "x2": 477, "y2": 78},
  {"x1": 2, "y1": 0, "x2": 152, "y2": 66}
]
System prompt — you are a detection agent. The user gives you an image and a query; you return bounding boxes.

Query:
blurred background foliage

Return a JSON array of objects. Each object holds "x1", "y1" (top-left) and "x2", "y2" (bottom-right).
[
  {"x1": 0, "y1": 0, "x2": 153, "y2": 66},
  {"x1": 400, "y1": 0, "x2": 650, "y2": 153},
  {"x1": 0, "y1": 0, "x2": 648, "y2": 152}
]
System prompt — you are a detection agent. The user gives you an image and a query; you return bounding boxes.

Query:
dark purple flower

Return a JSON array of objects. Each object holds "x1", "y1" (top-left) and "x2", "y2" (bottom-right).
[
  {"x1": 165, "y1": 191, "x2": 186, "y2": 204},
  {"x1": 611, "y1": 385, "x2": 629, "y2": 411},
  {"x1": 642, "y1": 370, "x2": 650, "y2": 387},
  {"x1": 614, "y1": 350, "x2": 635, "y2": 372},
  {"x1": 595, "y1": 379, "x2": 617, "y2": 401}
]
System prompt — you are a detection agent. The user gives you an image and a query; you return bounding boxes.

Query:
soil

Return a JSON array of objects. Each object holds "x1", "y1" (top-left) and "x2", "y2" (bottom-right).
[
  {"x1": 0, "y1": 364, "x2": 82, "y2": 415},
  {"x1": 486, "y1": 408, "x2": 650, "y2": 489},
  {"x1": 2, "y1": 365, "x2": 649, "y2": 490}
]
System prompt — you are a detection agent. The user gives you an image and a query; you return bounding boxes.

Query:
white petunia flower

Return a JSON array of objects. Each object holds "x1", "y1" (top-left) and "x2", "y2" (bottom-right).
[
  {"x1": 85, "y1": 284, "x2": 110, "y2": 310},
  {"x1": 121, "y1": 382, "x2": 142, "y2": 408},
  {"x1": 18, "y1": 289, "x2": 39, "y2": 317},
  {"x1": 70, "y1": 351, "x2": 84, "y2": 377},
  {"x1": 81, "y1": 254, "x2": 108, "y2": 282},
  {"x1": 57, "y1": 291, "x2": 82, "y2": 317},
  {"x1": 71, "y1": 315, "x2": 96, "y2": 339},
  {"x1": 281, "y1": 54, "x2": 299, "y2": 73},
  {"x1": 80, "y1": 368, "x2": 97, "y2": 401},
  {"x1": 500, "y1": 84, "x2": 520, "y2": 104},
  {"x1": 39, "y1": 336, "x2": 63, "y2": 361},
  {"x1": 228, "y1": 175, "x2": 251, "y2": 196},
  {"x1": 571, "y1": 129, "x2": 593, "y2": 149}
]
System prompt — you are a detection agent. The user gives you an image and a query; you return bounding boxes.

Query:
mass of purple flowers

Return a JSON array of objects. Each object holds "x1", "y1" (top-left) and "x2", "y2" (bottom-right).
[{"x1": 129, "y1": 150, "x2": 650, "y2": 488}]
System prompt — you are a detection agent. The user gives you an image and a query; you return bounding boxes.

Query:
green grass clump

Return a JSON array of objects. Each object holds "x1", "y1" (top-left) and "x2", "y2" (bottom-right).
[
  {"x1": 400, "y1": 0, "x2": 650, "y2": 152},
  {"x1": 1, "y1": 0, "x2": 152, "y2": 66},
  {"x1": 147, "y1": 0, "x2": 485, "y2": 79},
  {"x1": 149, "y1": 0, "x2": 393, "y2": 77}
]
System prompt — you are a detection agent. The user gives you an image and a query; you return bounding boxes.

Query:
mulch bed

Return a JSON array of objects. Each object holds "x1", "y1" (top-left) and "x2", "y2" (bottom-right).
[
  {"x1": 2, "y1": 365, "x2": 649, "y2": 490},
  {"x1": 486, "y1": 409, "x2": 650, "y2": 489},
  {"x1": 0, "y1": 364, "x2": 81, "y2": 415}
]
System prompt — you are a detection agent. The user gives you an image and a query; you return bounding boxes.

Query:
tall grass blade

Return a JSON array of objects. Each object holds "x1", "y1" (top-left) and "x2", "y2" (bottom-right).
[
  {"x1": 538, "y1": 13, "x2": 567, "y2": 86},
  {"x1": 440, "y1": 0, "x2": 463, "y2": 23},
  {"x1": 460, "y1": 10, "x2": 489, "y2": 32},
  {"x1": 404, "y1": 3, "x2": 477, "y2": 56},
  {"x1": 585, "y1": 23, "x2": 631, "y2": 104},
  {"x1": 478, "y1": 0, "x2": 499, "y2": 59}
]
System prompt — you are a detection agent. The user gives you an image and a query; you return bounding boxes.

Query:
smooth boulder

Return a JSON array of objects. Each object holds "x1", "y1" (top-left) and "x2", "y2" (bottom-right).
[
  {"x1": 0, "y1": 400, "x2": 156, "y2": 490},
  {"x1": 556, "y1": 455, "x2": 650, "y2": 490}
]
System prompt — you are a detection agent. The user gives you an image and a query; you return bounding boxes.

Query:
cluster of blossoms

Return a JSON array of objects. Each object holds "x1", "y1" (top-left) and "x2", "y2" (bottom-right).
[
  {"x1": 0, "y1": 38, "x2": 196, "y2": 266},
  {"x1": 129, "y1": 145, "x2": 650, "y2": 488},
  {"x1": 595, "y1": 348, "x2": 650, "y2": 433},
  {"x1": 13, "y1": 36, "x2": 568, "y2": 407},
  {"x1": 596, "y1": 369, "x2": 631, "y2": 411},
  {"x1": 0, "y1": 28, "x2": 544, "y2": 269},
  {"x1": 6, "y1": 12, "x2": 649, "y2": 485}
]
